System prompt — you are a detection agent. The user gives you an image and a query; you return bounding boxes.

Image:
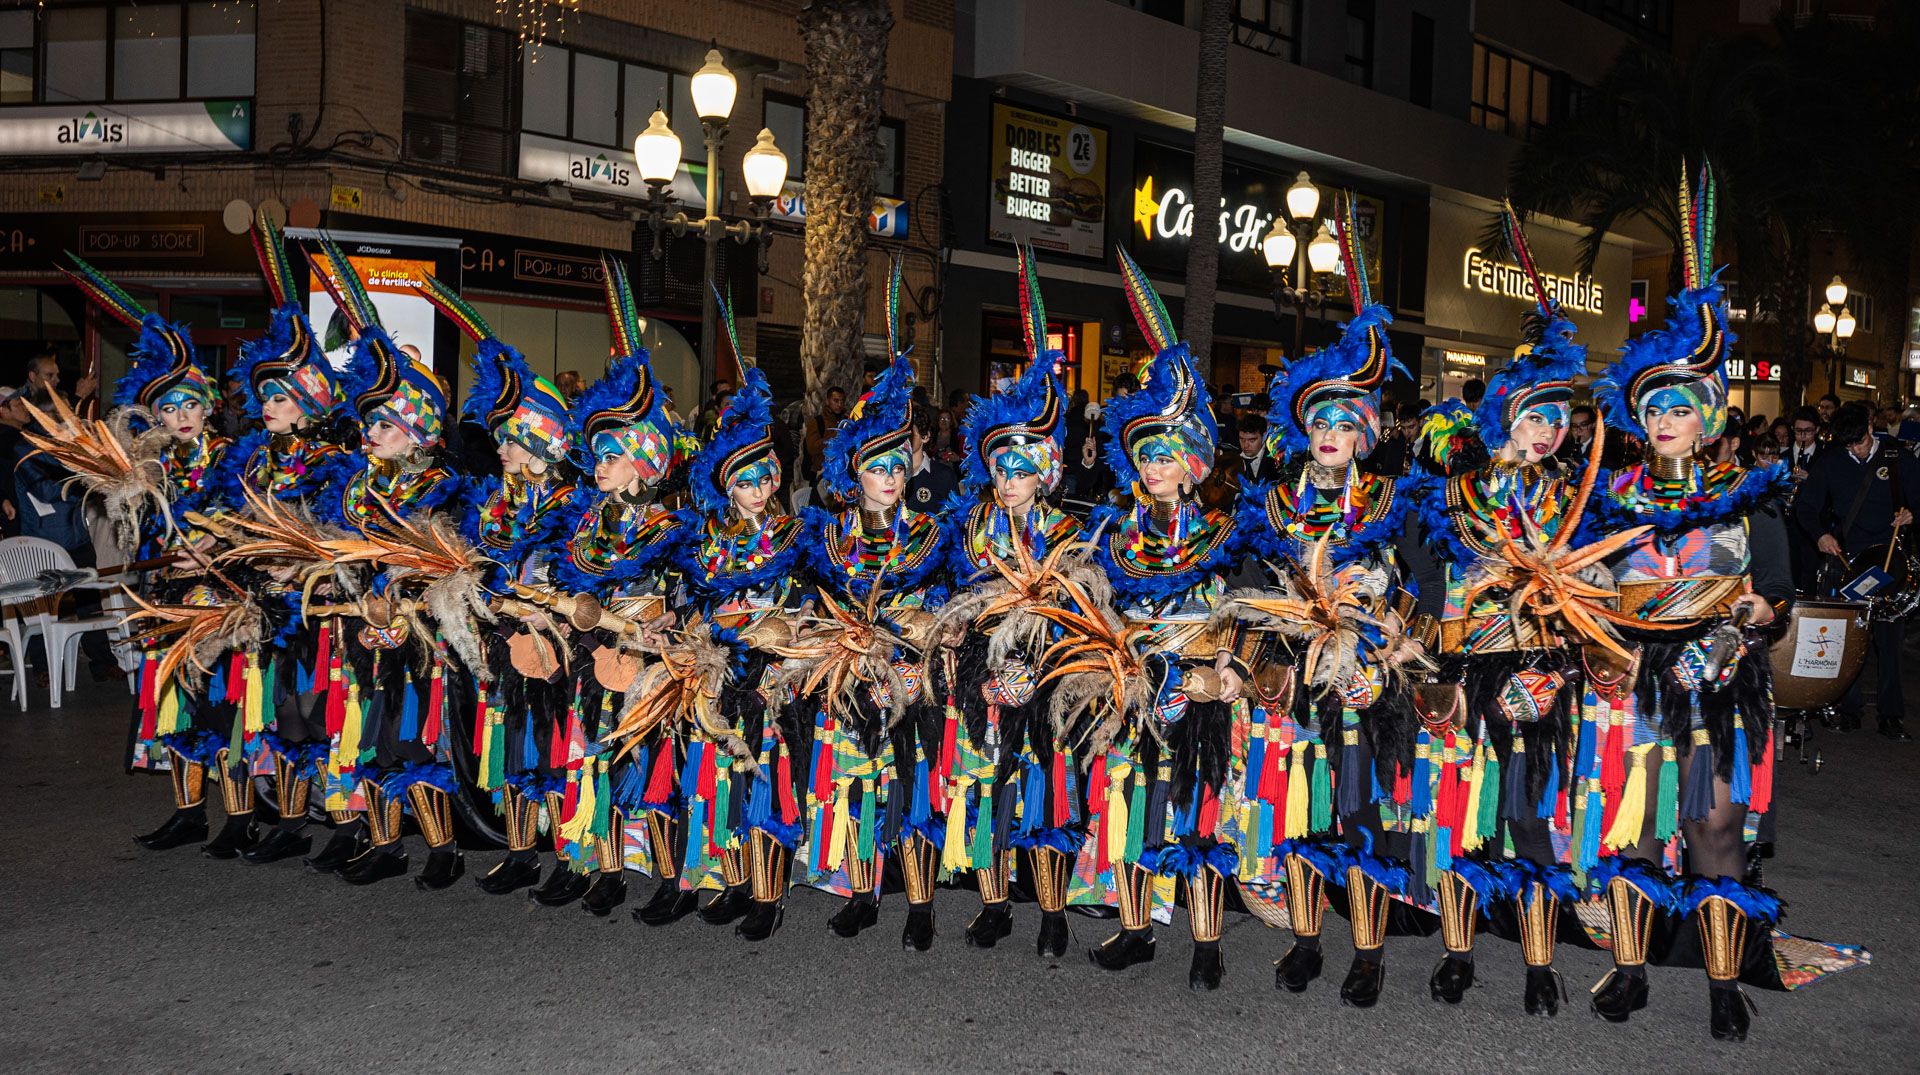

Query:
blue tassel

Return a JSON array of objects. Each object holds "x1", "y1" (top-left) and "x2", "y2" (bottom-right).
[
  {"x1": 1337, "y1": 738, "x2": 1365, "y2": 819},
  {"x1": 397, "y1": 681, "x2": 420, "y2": 742},
  {"x1": 1728, "y1": 723, "x2": 1752, "y2": 805},
  {"x1": 1405, "y1": 830, "x2": 1430, "y2": 905},
  {"x1": 517, "y1": 714, "x2": 538, "y2": 770},
  {"x1": 1576, "y1": 785, "x2": 1602, "y2": 871},
  {"x1": 1410, "y1": 731, "x2": 1432, "y2": 816},
  {"x1": 294, "y1": 659, "x2": 312, "y2": 696},
  {"x1": 1536, "y1": 751, "x2": 1561, "y2": 820},
  {"x1": 908, "y1": 756, "x2": 930, "y2": 830},
  {"x1": 1679, "y1": 741, "x2": 1716, "y2": 823}
]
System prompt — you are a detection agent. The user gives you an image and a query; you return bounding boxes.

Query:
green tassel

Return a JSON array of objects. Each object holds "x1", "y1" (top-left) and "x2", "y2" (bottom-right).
[
  {"x1": 857, "y1": 779, "x2": 876, "y2": 861},
  {"x1": 971, "y1": 781, "x2": 993, "y2": 867},
  {"x1": 712, "y1": 763, "x2": 732, "y2": 843},
  {"x1": 259, "y1": 657, "x2": 278, "y2": 730},
  {"x1": 1479, "y1": 751, "x2": 1502, "y2": 830},
  {"x1": 1123, "y1": 774, "x2": 1146, "y2": 863},
  {"x1": 1309, "y1": 743, "x2": 1332, "y2": 833},
  {"x1": 1654, "y1": 740, "x2": 1679, "y2": 841},
  {"x1": 591, "y1": 762, "x2": 611, "y2": 836}
]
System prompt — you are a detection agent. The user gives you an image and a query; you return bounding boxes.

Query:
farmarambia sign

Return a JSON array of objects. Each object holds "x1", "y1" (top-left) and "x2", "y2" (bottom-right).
[{"x1": 0, "y1": 100, "x2": 251, "y2": 154}]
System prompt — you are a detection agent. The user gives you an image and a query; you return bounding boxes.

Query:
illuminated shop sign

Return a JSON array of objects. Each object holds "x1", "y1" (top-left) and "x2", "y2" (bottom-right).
[{"x1": 1462, "y1": 246, "x2": 1605, "y2": 315}]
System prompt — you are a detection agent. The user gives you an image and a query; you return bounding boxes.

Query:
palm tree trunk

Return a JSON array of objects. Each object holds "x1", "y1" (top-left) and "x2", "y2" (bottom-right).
[
  {"x1": 1776, "y1": 231, "x2": 1813, "y2": 411},
  {"x1": 798, "y1": 0, "x2": 894, "y2": 415},
  {"x1": 1183, "y1": 0, "x2": 1232, "y2": 377}
]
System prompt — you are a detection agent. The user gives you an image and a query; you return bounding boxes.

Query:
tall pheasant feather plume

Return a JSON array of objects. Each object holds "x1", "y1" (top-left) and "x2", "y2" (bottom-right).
[
  {"x1": 414, "y1": 272, "x2": 494, "y2": 345},
  {"x1": 250, "y1": 211, "x2": 298, "y2": 307},
  {"x1": 712, "y1": 281, "x2": 753, "y2": 371},
  {"x1": 1337, "y1": 191, "x2": 1372, "y2": 314},
  {"x1": 603, "y1": 254, "x2": 643, "y2": 358},
  {"x1": 1017, "y1": 241, "x2": 1048, "y2": 362},
  {"x1": 1117, "y1": 245, "x2": 1177, "y2": 359},
  {"x1": 886, "y1": 254, "x2": 910, "y2": 359},
  {"x1": 60, "y1": 253, "x2": 150, "y2": 331}
]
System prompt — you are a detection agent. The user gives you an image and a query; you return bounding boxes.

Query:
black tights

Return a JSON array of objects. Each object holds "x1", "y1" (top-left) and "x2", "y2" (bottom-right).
[{"x1": 1624, "y1": 747, "x2": 1746, "y2": 881}]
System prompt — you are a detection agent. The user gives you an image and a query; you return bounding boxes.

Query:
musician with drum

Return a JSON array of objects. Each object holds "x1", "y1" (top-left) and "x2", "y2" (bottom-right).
[{"x1": 1791, "y1": 401, "x2": 1920, "y2": 741}]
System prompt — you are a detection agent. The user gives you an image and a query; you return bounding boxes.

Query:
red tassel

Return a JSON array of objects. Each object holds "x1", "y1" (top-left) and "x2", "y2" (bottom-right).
[
  {"x1": 1392, "y1": 761, "x2": 1411, "y2": 805},
  {"x1": 643, "y1": 743, "x2": 674, "y2": 804},
  {"x1": 1554, "y1": 782, "x2": 1570, "y2": 830},
  {"x1": 1197, "y1": 784, "x2": 1219, "y2": 838},
  {"x1": 1435, "y1": 738, "x2": 1461, "y2": 830},
  {"x1": 811, "y1": 717, "x2": 835, "y2": 803},
  {"x1": 1088, "y1": 757, "x2": 1110, "y2": 873},
  {"x1": 137, "y1": 654, "x2": 159, "y2": 740},
  {"x1": 776, "y1": 744, "x2": 799, "y2": 824},
  {"x1": 472, "y1": 690, "x2": 487, "y2": 758},
  {"x1": 323, "y1": 650, "x2": 346, "y2": 736},
  {"x1": 1600, "y1": 719, "x2": 1626, "y2": 794},
  {"x1": 312, "y1": 624, "x2": 330, "y2": 682},
  {"x1": 1049, "y1": 751, "x2": 1069, "y2": 827},
  {"x1": 227, "y1": 651, "x2": 245, "y2": 702},
  {"x1": 1749, "y1": 731, "x2": 1775, "y2": 815},
  {"x1": 422, "y1": 661, "x2": 444, "y2": 747},
  {"x1": 1258, "y1": 735, "x2": 1286, "y2": 803},
  {"x1": 696, "y1": 741, "x2": 718, "y2": 802}
]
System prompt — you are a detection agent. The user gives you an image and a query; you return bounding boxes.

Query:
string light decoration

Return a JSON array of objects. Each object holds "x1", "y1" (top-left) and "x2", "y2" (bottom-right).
[{"x1": 496, "y1": 0, "x2": 580, "y2": 53}]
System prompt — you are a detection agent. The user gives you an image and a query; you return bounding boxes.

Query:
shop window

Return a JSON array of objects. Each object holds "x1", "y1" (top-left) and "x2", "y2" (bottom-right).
[
  {"x1": 1344, "y1": 0, "x2": 1374, "y2": 88},
  {"x1": 1470, "y1": 40, "x2": 1558, "y2": 140},
  {"x1": 765, "y1": 92, "x2": 902, "y2": 196},
  {"x1": 1231, "y1": 0, "x2": 1296, "y2": 61},
  {"x1": 404, "y1": 11, "x2": 512, "y2": 175},
  {"x1": 23, "y1": 3, "x2": 255, "y2": 105},
  {"x1": 520, "y1": 41, "x2": 682, "y2": 158}
]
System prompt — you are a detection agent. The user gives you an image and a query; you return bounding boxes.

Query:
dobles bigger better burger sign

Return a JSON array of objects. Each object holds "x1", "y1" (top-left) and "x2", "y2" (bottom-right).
[{"x1": 988, "y1": 102, "x2": 1108, "y2": 261}]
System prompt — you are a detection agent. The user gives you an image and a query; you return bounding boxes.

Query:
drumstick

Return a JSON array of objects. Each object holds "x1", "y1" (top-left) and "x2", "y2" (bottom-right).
[{"x1": 1884, "y1": 522, "x2": 1904, "y2": 572}]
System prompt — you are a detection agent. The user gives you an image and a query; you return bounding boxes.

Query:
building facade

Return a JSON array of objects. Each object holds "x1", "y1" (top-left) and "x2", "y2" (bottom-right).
[
  {"x1": 944, "y1": 0, "x2": 1658, "y2": 408},
  {"x1": 0, "y1": 0, "x2": 952, "y2": 413}
]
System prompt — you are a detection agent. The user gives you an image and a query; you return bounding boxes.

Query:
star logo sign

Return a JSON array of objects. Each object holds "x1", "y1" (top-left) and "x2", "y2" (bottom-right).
[{"x1": 1133, "y1": 177, "x2": 1158, "y2": 241}]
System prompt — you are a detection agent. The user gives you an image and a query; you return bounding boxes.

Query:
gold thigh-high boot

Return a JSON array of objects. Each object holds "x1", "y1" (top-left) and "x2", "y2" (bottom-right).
[
  {"x1": 1518, "y1": 880, "x2": 1567, "y2": 1016},
  {"x1": 201, "y1": 747, "x2": 258, "y2": 858},
  {"x1": 1030, "y1": 846, "x2": 1074, "y2": 957},
  {"x1": 1338, "y1": 864, "x2": 1394, "y2": 1008},
  {"x1": 1089, "y1": 861, "x2": 1158, "y2": 970},
  {"x1": 696, "y1": 843, "x2": 754, "y2": 925},
  {"x1": 826, "y1": 809, "x2": 883, "y2": 938},
  {"x1": 273, "y1": 751, "x2": 312, "y2": 829},
  {"x1": 339, "y1": 780, "x2": 409, "y2": 883},
  {"x1": 1590, "y1": 870, "x2": 1662, "y2": 1022},
  {"x1": 965, "y1": 850, "x2": 1015, "y2": 948},
  {"x1": 527, "y1": 789, "x2": 590, "y2": 905},
  {"x1": 1275, "y1": 852, "x2": 1328, "y2": 992},
  {"x1": 477, "y1": 784, "x2": 544, "y2": 894},
  {"x1": 899, "y1": 832, "x2": 940, "y2": 950},
  {"x1": 134, "y1": 748, "x2": 210, "y2": 850},
  {"x1": 581, "y1": 808, "x2": 630, "y2": 916},
  {"x1": 1697, "y1": 891, "x2": 1764, "y2": 1042},
  {"x1": 737, "y1": 829, "x2": 791, "y2": 941},
  {"x1": 406, "y1": 783, "x2": 465, "y2": 890},
  {"x1": 1186, "y1": 865, "x2": 1230, "y2": 989},
  {"x1": 1431, "y1": 869, "x2": 1482, "y2": 1003}
]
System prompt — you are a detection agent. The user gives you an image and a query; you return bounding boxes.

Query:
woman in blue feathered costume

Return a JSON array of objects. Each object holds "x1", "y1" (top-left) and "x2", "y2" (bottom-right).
[
  {"x1": 213, "y1": 217, "x2": 369, "y2": 867},
  {"x1": 1579, "y1": 164, "x2": 1794, "y2": 1042},
  {"x1": 412, "y1": 276, "x2": 587, "y2": 899},
  {"x1": 59, "y1": 254, "x2": 241, "y2": 859},
  {"x1": 304, "y1": 243, "x2": 467, "y2": 890},
  {"x1": 1230, "y1": 206, "x2": 1424, "y2": 1007},
  {"x1": 545, "y1": 258, "x2": 691, "y2": 921},
  {"x1": 667, "y1": 297, "x2": 807, "y2": 941},
  {"x1": 791, "y1": 311, "x2": 948, "y2": 949},
  {"x1": 930, "y1": 243, "x2": 1087, "y2": 956},
  {"x1": 1397, "y1": 204, "x2": 1600, "y2": 1017},
  {"x1": 1075, "y1": 249, "x2": 1243, "y2": 991}
]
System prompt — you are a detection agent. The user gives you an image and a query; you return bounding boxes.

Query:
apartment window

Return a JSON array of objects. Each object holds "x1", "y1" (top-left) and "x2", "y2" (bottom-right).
[
  {"x1": 403, "y1": 11, "x2": 512, "y2": 175},
  {"x1": 766, "y1": 92, "x2": 903, "y2": 197},
  {"x1": 1344, "y1": 0, "x2": 1375, "y2": 88},
  {"x1": 1108, "y1": 0, "x2": 1187, "y2": 23},
  {"x1": 1470, "y1": 41, "x2": 1555, "y2": 140},
  {"x1": 521, "y1": 43, "x2": 684, "y2": 157},
  {"x1": 24, "y1": 2, "x2": 255, "y2": 105},
  {"x1": 1848, "y1": 292, "x2": 1875, "y2": 335},
  {"x1": 1409, "y1": 13, "x2": 1435, "y2": 109},
  {"x1": 0, "y1": 10, "x2": 33, "y2": 104},
  {"x1": 1232, "y1": 0, "x2": 1296, "y2": 60}
]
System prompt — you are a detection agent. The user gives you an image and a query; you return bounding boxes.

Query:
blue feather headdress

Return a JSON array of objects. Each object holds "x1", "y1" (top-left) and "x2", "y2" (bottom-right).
[
  {"x1": 1474, "y1": 202, "x2": 1587, "y2": 453},
  {"x1": 63, "y1": 254, "x2": 214, "y2": 412},
  {"x1": 566, "y1": 255, "x2": 682, "y2": 484},
  {"x1": 231, "y1": 216, "x2": 370, "y2": 421},
  {"x1": 1263, "y1": 195, "x2": 1406, "y2": 459},
  {"x1": 822, "y1": 257, "x2": 917, "y2": 503},
  {"x1": 1102, "y1": 246, "x2": 1216, "y2": 491},
  {"x1": 960, "y1": 242, "x2": 1066, "y2": 493},
  {"x1": 689, "y1": 286, "x2": 779, "y2": 514},
  {"x1": 1596, "y1": 160, "x2": 1734, "y2": 443}
]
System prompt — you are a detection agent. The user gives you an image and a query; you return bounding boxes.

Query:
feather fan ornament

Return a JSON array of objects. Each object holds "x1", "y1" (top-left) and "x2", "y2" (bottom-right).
[{"x1": 18, "y1": 392, "x2": 177, "y2": 554}]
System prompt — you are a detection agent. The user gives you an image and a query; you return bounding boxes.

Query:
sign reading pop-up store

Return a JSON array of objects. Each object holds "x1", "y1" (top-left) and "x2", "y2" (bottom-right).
[
  {"x1": 987, "y1": 102, "x2": 1108, "y2": 260},
  {"x1": 0, "y1": 100, "x2": 251, "y2": 154}
]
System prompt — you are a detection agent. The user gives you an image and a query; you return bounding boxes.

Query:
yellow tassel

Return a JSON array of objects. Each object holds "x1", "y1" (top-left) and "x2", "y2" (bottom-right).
[
  {"x1": 1284, "y1": 742, "x2": 1310, "y2": 839},
  {"x1": 1603, "y1": 744, "x2": 1652, "y2": 851},
  {"x1": 1460, "y1": 742, "x2": 1489, "y2": 851},
  {"x1": 825, "y1": 779, "x2": 851, "y2": 871},
  {"x1": 940, "y1": 777, "x2": 972, "y2": 873},
  {"x1": 242, "y1": 655, "x2": 265, "y2": 736},
  {"x1": 559, "y1": 762, "x2": 597, "y2": 846},
  {"x1": 157, "y1": 681, "x2": 183, "y2": 736},
  {"x1": 1105, "y1": 767, "x2": 1129, "y2": 864}
]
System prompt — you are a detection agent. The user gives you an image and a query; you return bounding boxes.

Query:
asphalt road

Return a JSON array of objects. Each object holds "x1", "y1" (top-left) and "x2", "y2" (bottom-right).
[{"x1": 2, "y1": 661, "x2": 1914, "y2": 1074}]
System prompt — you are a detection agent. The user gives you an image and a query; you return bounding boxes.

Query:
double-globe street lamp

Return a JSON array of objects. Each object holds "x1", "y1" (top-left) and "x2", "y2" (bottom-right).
[
  {"x1": 1812, "y1": 273, "x2": 1857, "y2": 397},
  {"x1": 632, "y1": 47, "x2": 789, "y2": 404},
  {"x1": 1259, "y1": 171, "x2": 1341, "y2": 361}
]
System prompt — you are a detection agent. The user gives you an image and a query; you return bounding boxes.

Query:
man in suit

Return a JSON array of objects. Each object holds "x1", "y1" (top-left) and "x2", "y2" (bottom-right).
[
  {"x1": 1784, "y1": 406, "x2": 1824, "y2": 592},
  {"x1": 1793, "y1": 402, "x2": 1920, "y2": 739}
]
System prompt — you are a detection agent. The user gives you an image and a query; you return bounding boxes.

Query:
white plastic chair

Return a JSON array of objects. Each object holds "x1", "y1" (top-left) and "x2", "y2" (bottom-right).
[
  {"x1": 0, "y1": 548, "x2": 38, "y2": 710},
  {"x1": 0, "y1": 536, "x2": 124, "y2": 709}
]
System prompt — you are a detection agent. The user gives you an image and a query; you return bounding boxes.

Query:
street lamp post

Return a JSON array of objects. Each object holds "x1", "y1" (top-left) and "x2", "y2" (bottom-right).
[
  {"x1": 632, "y1": 47, "x2": 788, "y2": 406},
  {"x1": 1812, "y1": 274, "x2": 1857, "y2": 397},
  {"x1": 1260, "y1": 171, "x2": 1338, "y2": 360}
]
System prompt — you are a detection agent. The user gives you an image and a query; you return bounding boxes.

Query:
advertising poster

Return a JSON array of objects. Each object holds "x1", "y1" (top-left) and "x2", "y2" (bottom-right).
[
  {"x1": 288, "y1": 230, "x2": 458, "y2": 379},
  {"x1": 987, "y1": 102, "x2": 1108, "y2": 260}
]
